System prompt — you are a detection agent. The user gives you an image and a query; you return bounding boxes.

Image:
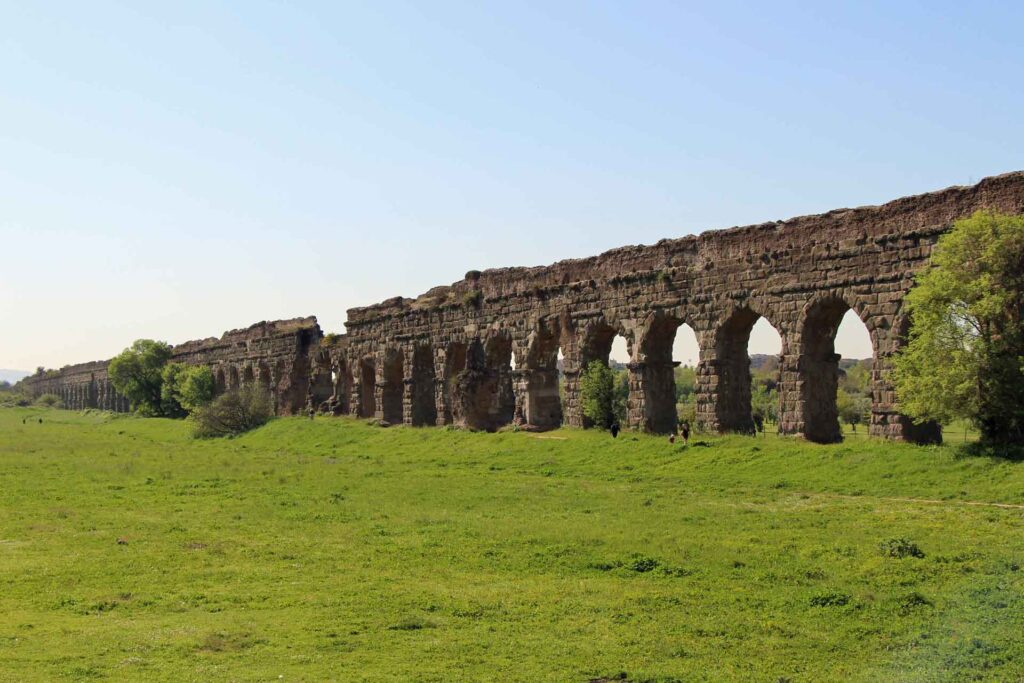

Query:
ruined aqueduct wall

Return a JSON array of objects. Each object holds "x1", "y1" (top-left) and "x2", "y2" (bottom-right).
[
  {"x1": 19, "y1": 318, "x2": 322, "y2": 417},
  {"x1": 19, "y1": 172, "x2": 1024, "y2": 443}
]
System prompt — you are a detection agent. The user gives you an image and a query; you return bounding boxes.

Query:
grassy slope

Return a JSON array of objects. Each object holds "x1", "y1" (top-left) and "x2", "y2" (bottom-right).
[{"x1": 0, "y1": 408, "x2": 1022, "y2": 682}]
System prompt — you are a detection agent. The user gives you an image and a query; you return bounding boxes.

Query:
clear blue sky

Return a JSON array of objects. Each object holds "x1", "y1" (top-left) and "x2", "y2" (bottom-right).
[{"x1": 2, "y1": 1, "x2": 1022, "y2": 370}]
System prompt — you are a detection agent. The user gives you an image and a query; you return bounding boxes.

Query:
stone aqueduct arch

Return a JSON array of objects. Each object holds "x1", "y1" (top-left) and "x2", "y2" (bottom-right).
[{"x1": 17, "y1": 173, "x2": 1024, "y2": 443}]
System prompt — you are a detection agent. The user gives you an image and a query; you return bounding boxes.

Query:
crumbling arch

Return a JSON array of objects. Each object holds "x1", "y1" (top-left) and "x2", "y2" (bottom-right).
[
  {"x1": 329, "y1": 357, "x2": 351, "y2": 415},
  {"x1": 308, "y1": 352, "x2": 334, "y2": 413},
  {"x1": 484, "y1": 332, "x2": 516, "y2": 429},
  {"x1": 520, "y1": 317, "x2": 564, "y2": 429}
]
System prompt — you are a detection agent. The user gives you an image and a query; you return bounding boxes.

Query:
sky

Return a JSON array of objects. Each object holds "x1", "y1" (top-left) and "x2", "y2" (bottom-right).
[{"x1": 2, "y1": 1, "x2": 1022, "y2": 370}]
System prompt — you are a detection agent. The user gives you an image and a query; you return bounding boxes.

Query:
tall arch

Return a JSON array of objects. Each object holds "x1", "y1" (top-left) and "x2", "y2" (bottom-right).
[
  {"x1": 635, "y1": 313, "x2": 699, "y2": 434},
  {"x1": 451, "y1": 334, "x2": 514, "y2": 431},
  {"x1": 484, "y1": 333, "x2": 516, "y2": 429},
  {"x1": 330, "y1": 357, "x2": 351, "y2": 415},
  {"x1": 711, "y1": 306, "x2": 782, "y2": 433},
  {"x1": 309, "y1": 355, "x2": 333, "y2": 412},
  {"x1": 357, "y1": 356, "x2": 376, "y2": 418},
  {"x1": 521, "y1": 318, "x2": 564, "y2": 429},
  {"x1": 442, "y1": 341, "x2": 468, "y2": 425},
  {"x1": 381, "y1": 349, "x2": 404, "y2": 423},
  {"x1": 799, "y1": 297, "x2": 851, "y2": 443},
  {"x1": 410, "y1": 344, "x2": 437, "y2": 426},
  {"x1": 564, "y1": 318, "x2": 633, "y2": 428}
]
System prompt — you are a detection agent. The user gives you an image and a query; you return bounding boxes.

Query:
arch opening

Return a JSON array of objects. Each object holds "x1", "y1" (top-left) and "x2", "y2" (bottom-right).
[
  {"x1": 638, "y1": 316, "x2": 698, "y2": 434},
  {"x1": 577, "y1": 323, "x2": 629, "y2": 429},
  {"x1": 324, "y1": 358, "x2": 350, "y2": 416},
  {"x1": 834, "y1": 309, "x2": 874, "y2": 439},
  {"x1": 381, "y1": 350, "x2": 404, "y2": 424},
  {"x1": 484, "y1": 335, "x2": 515, "y2": 430},
  {"x1": 801, "y1": 298, "x2": 854, "y2": 443},
  {"x1": 443, "y1": 342, "x2": 468, "y2": 425},
  {"x1": 749, "y1": 316, "x2": 782, "y2": 434},
  {"x1": 358, "y1": 357, "x2": 376, "y2": 418},
  {"x1": 716, "y1": 308, "x2": 781, "y2": 433},
  {"x1": 309, "y1": 355, "x2": 333, "y2": 412},
  {"x1": 522, "y1": 321, "x2": 564, "y2": 429},
  {"x1": 411, "y1": 344, "x2": 437, "y2": 426}
]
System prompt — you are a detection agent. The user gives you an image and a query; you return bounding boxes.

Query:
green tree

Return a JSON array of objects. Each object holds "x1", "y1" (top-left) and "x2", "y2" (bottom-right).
[
  {"x1": 894, "y1": 211, "x2": 1024, "y2": 444},
  {"x1": 175, "y1": 365, "x2": 216, "y2": 413},
  {"x1": 751, "y1": 383, "x2": 778, "y2": 425},
  {"x1": 837, "y1": 388, "x2": 869, "y2": 432},
  {"x1": 580, "y1": 361, "x2": 625, "y2": 429},
  {"x1": 160, "y1": 362, "x2": 189, "y2": 418},
  {"x1": 674, "y1": 365, "x2": 696, "y2": 402},
  {"x1": 840, "y1": 361, "x2": 871, "y2": 395},
  {"x1": 108, "y1": 339, "x2": 173, "y2": 416},
  {"x1": 161, "y1": 363, "x2": 217, "y2": 417}
]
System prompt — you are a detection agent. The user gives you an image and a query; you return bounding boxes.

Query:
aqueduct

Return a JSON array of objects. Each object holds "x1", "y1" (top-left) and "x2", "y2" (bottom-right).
[{"x1": 19, "y1": 172, "x2": 1024, "y2": 443}]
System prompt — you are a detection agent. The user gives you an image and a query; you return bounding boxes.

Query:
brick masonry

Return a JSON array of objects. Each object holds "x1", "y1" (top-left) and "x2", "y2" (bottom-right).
[{"x1": 19, "y1": 172, "x2": 1024, "y2": 442}]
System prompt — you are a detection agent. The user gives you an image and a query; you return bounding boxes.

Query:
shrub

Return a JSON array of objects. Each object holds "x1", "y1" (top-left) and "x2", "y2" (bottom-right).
[
  {"x1": 0, "y1": 387, "x2": 33, "y2": 407},
  {"x1": 34, "y1": 393, "x2": 64, "y2": 409},
  {"x1": 897, "y1": 592, "x2": 933, "y2": 615},
  {"x1": 628, "y1": 556, "x2": 661, "y2": 573},
  {"x1": 879, "y1": 538, "x2": 925, "y2": 559},
  {"x1": 809, "y1": 591, "x2": 850, "y2": 607},
  {"x1": 463, "y1": 290, "x2": 483, "y2": 308},
  {"x1": 190, "y1": 386, "x2": 273, "y2": 438}
]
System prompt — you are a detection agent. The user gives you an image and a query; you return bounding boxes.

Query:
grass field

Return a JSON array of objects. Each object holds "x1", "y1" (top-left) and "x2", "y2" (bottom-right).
[{"x1": 1, "y1": 408, "x2": 1022, "y2": 681}]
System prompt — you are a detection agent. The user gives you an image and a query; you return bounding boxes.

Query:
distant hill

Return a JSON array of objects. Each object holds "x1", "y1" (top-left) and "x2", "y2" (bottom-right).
[
  {"x1": 750, "y1": 354, "x2": 871, "y2": 372},
  {"x1": 0, "y1": 369, "x2": 30, "y2": 384}
]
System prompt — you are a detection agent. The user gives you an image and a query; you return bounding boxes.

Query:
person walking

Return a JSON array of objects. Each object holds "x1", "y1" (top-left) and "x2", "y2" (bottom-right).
[
  {"x1": 680, "y1": 421, "x2": 690, "y2": 445},
  {"x1": 610, "y1": 422, "x2": 620, "y2": 438}
]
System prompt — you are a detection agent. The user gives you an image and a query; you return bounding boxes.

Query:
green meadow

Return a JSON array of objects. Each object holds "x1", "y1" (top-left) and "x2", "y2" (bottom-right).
[{"x1": 0, "y1": 407, "x2": 1022, "y2": 682}]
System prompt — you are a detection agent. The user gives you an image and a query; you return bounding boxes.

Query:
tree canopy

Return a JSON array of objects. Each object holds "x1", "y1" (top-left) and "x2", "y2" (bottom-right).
[
  {"x1": 894, "y1": 211, "x2": 1024, "y2": 444},
  {"x1": 108, "y1": 339, "x2": 173, "y2": 416}
]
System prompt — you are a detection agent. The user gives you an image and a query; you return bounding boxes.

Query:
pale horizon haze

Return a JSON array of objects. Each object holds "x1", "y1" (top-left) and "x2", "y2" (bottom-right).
[{"x1": 3, "y1": 2, "x2": 1023, "y2": 370}]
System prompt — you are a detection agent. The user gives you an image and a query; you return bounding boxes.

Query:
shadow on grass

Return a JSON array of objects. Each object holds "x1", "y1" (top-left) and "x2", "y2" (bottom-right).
[{"x1": 954, "y1": 441, "x2": 1024, "y2": 462}]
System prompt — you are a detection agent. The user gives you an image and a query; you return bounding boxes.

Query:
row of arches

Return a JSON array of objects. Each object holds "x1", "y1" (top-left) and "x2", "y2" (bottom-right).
[
  {"x1": 313, "y1": 295, "x2": 893, "y2": 442},
  {"x1": 50, "y1": 379, "x2": 129, "y2": 412}
]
